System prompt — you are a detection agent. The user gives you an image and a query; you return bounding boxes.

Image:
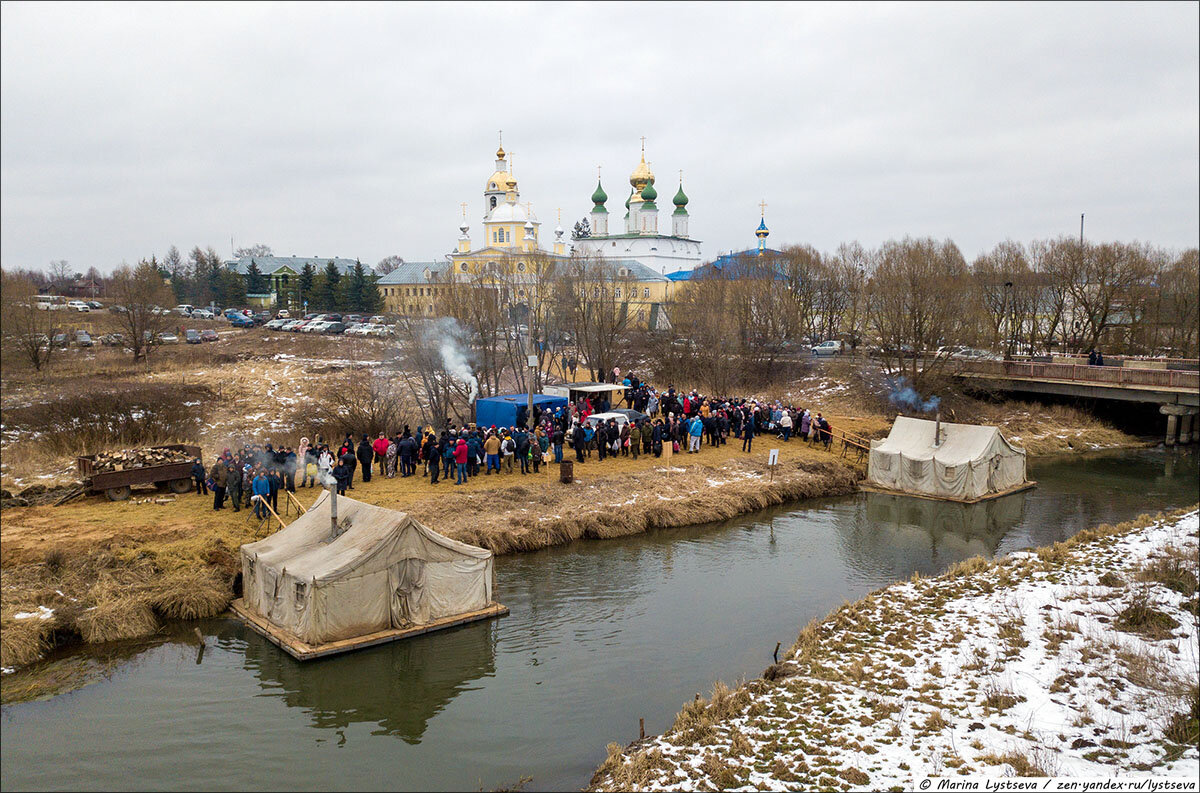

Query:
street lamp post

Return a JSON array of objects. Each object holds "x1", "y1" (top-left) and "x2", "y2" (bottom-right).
[{"x1": 1003, "y1": 281, "x2": 1015, "y2": 359}]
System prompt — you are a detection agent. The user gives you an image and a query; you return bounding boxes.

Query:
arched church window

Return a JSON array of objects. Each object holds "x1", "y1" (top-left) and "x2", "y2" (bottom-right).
[
  {"x1": 643, "y1": 287, "x2": 650, "y2": 298},
  {"x1": 592, "y1": 287, "x2": 600, "y2": 299},
  {"x1": 460, "y1": 262, "x2": 467, "y2": 272},
  {"x1": 490, "y1": 196, "x2": 497, "y2": 208},
  {"x1": 614, "y1": 287, "x2": 621, "y2": 298},
  {"x1": 490, "y1": 183, "x2": 496, "y2": 190}
]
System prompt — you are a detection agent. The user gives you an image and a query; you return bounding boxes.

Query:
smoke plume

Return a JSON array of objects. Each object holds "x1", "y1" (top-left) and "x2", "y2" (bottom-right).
[
  {"x1": 432, "y1": 318, "x2": 479, "y2": 402},
  {"x1": 887, "y1": 377, "x2": 940, "y2": 413}
]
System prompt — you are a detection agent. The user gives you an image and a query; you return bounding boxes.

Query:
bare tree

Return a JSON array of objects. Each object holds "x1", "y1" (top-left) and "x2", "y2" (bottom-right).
[
  {"x1": 551, "y1": 255, "x2": 638, "y2": 382},
  {"x1": 867, "y1": 237, "x2": 976, "y2": 385},
  {"x1": 0, "y1": 270, "x2": 57, "y2": 371},
  {"x1": 375, "y1": 255, "x2": 405, "y2": 275},
  {"x1": 109, "y1": 258, "x2": 176, "y2": 361},
  {"x1": 392, "y1": 316, "x2": 473, "y2": 428},
  {"x1": 233, "y1": 243, "x2": 273, "y2": 259},
  {"x1": 47, "y1": 259, "x2": 74, "y2": 290}
]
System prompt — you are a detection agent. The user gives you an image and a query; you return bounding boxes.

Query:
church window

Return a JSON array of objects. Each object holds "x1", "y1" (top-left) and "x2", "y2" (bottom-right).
[
  {"x1": 518, "y1": 289, "x2": 525, "y2": 298},
  {"x1": 490, "y1": 196, "x2": 497, "y2": 208},
  {"x1": 614, "y1": 288, "x2": 621, "y2": 298},
  {"x1": 643, "y1": 287, "x2": 650, "y2": 298},
  {"x1": 638, "y1": 309, "x2": 645, "y2": 322},
  {"x1": 490, "y1": 183, "x2": 496, "y2": 190},
  {"x1": 461, "y1": 262, "x2": 467, "y2": 272},
  {"x1": 517, "y1": 262, "x2": 525, "y2": 272},
  {"x1": 592, "y1": 287, "x2": 600, "y2": 299}
]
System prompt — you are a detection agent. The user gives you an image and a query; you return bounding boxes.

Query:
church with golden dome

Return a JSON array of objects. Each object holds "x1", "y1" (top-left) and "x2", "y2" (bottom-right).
[
  {"x1": 449, "y1": 139, "x2": 569, "y2": 275},
  {"x1": 571, "y1": 140, "x2": 704, "y2": 276}
]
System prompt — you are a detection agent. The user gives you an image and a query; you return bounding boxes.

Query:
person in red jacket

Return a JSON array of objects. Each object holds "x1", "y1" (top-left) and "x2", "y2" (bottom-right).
[
  {"x1": 453, "y1": 435, "x2": 469, "y2": 485},
  {"x1": 372, "y1": 433, "x2": 390, "y2": 477}
]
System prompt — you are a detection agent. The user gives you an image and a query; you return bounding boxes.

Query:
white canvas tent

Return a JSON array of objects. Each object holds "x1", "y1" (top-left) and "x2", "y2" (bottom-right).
[
  {"x1": 866, "y1": 416, "x2": 1028, "y2": 501},
  {"x1": 240, "y1": 491, "x2": 495, "y2": 646}
]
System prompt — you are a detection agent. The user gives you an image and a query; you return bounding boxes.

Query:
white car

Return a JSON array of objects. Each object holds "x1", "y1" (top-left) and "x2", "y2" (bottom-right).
[
  {"x1": 811, "y1": 340, "x2": 843, "y2": 356},
  {"x1": 303, "y1": 321, "x2": 330, "y2": 334},
  {"x1": 368, "y1": 315, "x2": 387, "y2": 324},
  {"x1": 174, "y1": 304, "x2": 194, "y2": 316},
  {"x1": 192, "y1": 308, "x2": 214, "y2": 320},
  {"x1": 67, "y1": 300, "x2": 91, "y2": 312}
]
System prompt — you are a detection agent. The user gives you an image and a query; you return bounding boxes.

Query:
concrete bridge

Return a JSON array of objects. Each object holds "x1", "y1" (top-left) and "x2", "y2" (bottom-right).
[{"x1": 953, "y1": 359, "x2": 1199, "y2": 446}]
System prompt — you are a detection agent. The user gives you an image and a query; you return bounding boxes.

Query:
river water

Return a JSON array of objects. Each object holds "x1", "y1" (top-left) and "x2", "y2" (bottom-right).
[{"x1": 2, "y1": 447, "x2": 1197, "y2": 791}]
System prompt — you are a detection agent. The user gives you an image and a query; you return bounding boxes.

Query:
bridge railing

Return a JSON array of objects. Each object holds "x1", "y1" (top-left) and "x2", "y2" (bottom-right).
[{"x1": 959, "y1": 360, "x2": 1199, "y2": 390}]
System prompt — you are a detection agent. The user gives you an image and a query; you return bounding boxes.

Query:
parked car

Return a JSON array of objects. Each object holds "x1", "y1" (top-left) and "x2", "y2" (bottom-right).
[
  {"x1": 343, "y1": 314, "x2": 364, "y2": 324},
  {"x1": 200, "y1": 329, "x2": 220, "y2": 342},
  {"x1": 302, "y1": 321, "x2": 329, "y2": 334},
  {"x1": 303, "y1": 312, "x2": 321, "y2": 320},
  {"x1": 100, "y1": 332, "x2": 126, "y2": 347},
  {"x1": 276, "y1": 309, "x2": 291, "y2": 319},
  {"x1": 174, "y1": 304, "x2": 194, "y2": 316},
  {"x1": 67, "y1": 300, "x2": 91, "y2": 312},
  {"x1": 323, "y1": 322, "x2": 347, "y2": 334},
  {"x1": 51, "y1": 333, "x2": 70, "y2": 348},
  {"x1": 811, "y1": 340, "x2": 843, "y2": 356},
  {"x1": 151, "y1": 306, "x2": 171, "y2": 315},
  {"x1": 185, "y1": 329, "x2": 202, "y2": 344},
  {"x1": 75, "y1": 330, "x2": 94, "y2": 347},
  {"x1": 156, "y1": 332, "x2": 180, "y2": 344},
  {"x1": 264, "y1": 318, "x2": 289, "y2": 330},
  {"x1": 86, "y1": 301, "x2": 104, "y2": 310},
  {"x1": 368, "y1": 315, "x2": 387, "y2": 324},
  {"x1": 252, "y1": 311, "x2": 272, "y2": 325},
  {"x1": 109, "y1": 304, "x2": 128, "y2": 314},
  {"x1": 192, "y1": 308, "x2": 214, "y2": 320},
  {"x1": 229, "y1": 315, "x2": 255, "y2": 328}
]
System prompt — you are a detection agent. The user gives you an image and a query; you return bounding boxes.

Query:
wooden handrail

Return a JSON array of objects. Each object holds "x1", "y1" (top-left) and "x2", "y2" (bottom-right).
[
  {"x1": 286, "y1": 490, "x2": 307, "y2": 516},
  {"x1": 253, "y1": 495, "x2": 288, "y2": 533}
]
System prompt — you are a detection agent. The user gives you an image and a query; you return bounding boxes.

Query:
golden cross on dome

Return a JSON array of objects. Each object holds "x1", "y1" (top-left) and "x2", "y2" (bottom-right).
[
  {"x1": 640, "y1": 136, "x2": 646, "y2": 155},
  {"x1": 759, "y1": 199, "x2": 768, "y2": 216},
  {"x1": 556, "y1": 207, "x2": 562, "y2": 224},
  {"x1": 460, "y1": 202, "x2": 468, "y2": 218},
  {"x1": 679, "y1": 169, "x2": 683, "y2": 184},
  {"x1": 498, "y1": 130, "x2": 502, "y2": 147},
  {"x1": 598, "y1": 164, "x2": 602, "y2": 180}
]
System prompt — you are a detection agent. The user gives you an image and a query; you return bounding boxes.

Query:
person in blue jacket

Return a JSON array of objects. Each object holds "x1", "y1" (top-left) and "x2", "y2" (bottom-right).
[{"x1": 251, "y1": 470, "x2": 271, "y2": 519}]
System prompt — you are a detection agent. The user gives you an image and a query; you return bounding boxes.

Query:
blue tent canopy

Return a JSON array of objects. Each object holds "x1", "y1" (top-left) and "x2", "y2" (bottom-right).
[{"x1": 474, "y1": 393, "x2": 569, "y2": 429}]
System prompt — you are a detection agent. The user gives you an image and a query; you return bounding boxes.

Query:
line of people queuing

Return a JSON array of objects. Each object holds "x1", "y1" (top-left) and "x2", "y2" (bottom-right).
[{"x1": 188, "y1": 369, "x2": 838, "y2": 504}]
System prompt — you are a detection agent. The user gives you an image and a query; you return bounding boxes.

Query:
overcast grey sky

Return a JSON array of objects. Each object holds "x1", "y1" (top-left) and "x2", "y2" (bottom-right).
[{"x1": 2, "y1": 1, "x2": 1197, "y2": 273}]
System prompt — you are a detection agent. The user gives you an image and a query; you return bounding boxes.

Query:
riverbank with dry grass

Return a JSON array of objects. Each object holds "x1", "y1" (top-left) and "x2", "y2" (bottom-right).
[
  {"x1": 590, "y1": 506, "x2": 1200, "y2": 791},
  {"x1": 0, "y1": 334, "x2": 1147, "y2": 697},
  {"x1": 0, "y1": 434, "x2": 858, "y2": 695}
]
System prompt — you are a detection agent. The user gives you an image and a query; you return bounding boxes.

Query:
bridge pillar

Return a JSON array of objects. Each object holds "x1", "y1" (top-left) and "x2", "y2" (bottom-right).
[
  {"x1": 1180, "y1": 412, "x2": 1194, "y2": 445},
  {"x1": 1160, "y1": 404, "x2": 1191, "y2": 447}
]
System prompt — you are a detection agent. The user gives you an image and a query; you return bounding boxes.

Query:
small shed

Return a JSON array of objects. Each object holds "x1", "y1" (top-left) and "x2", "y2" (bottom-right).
[
  {"x1": 234, "y1": 491, "x2": 506, "y2": 659},
  {"x1": 865, "y1": 416, "x2": 1031, "y2": 502},
  {"x1": 474, "y1": 393, "x2": 568, "y2": 429}
]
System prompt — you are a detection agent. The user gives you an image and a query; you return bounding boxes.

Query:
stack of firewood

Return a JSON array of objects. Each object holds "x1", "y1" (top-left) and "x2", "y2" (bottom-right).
[{"x1": 91, "y1": 447, "x2": 193, "y2": 472}]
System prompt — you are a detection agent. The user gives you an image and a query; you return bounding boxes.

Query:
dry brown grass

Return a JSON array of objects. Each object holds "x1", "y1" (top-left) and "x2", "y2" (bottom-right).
[
  {"x1": 0, "y1": 612, "x2": 51, "y2": 668},
  {"x1": 143, "y1": 566, "x2": 232, "y2": 620},
  {"x1": 75, "y1": 579, "x2": 159, "y2": 644}
]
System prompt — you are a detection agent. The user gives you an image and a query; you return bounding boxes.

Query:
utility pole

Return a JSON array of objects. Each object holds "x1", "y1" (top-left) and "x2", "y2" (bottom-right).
[{"x1": 1080, "y1": 213, "x2": 1084, "y2": 245}]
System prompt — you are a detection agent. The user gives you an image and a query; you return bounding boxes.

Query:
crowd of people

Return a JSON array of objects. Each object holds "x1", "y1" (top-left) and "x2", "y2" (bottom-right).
[{"x1": 189, "y1": 368, "x2": 838, "y2": 508}]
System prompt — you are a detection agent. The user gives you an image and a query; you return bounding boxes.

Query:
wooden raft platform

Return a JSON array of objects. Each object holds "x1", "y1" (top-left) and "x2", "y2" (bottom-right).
[
  {"x1": 230, "y1": 599, "x2": 509, "y2": 661},
  {"x1": 857, "y1": 480, "x2": 1037, "y2": 504}
]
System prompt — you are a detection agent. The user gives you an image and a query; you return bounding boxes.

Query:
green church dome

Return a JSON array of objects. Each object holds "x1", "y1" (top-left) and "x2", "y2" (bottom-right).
[
  {"x1": 591, "y1": 180, "x2": 607, "y2": 205},
  {"x1": 640, "y1": 180, "x2": 657, "y2": 202},
  {"x1": 673, "y1": 183, "x2": 688, "y2": 207}
]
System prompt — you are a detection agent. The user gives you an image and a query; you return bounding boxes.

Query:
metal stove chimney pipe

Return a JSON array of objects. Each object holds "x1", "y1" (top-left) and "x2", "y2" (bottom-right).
[
  {"x1": 329, "y1": 484, "x2": 338, "y2": 538},
  {"x1": 933, "y1": 410, "x2": 942, "y2": 448}
]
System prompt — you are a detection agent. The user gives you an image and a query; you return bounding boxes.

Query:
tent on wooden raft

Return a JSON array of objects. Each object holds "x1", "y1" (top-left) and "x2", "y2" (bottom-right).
[
  {"x1": 864, "y1": 415, "x2": 1031, "y2": 503},
  {"x1": 235, "y1": 490, "x2": 506, "y2": 659}
]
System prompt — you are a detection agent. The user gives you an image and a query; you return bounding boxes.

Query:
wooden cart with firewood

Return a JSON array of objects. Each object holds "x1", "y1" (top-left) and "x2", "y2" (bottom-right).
[{"x1": 76, "y1": 444, "x2": 202, "y2": 501}]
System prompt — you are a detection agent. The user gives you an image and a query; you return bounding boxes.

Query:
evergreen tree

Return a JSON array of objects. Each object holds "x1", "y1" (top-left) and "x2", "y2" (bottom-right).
[
  {"x1": 318, "y1": 260, "x2": 341, "y2": 310},
  {"x1": 246, "y1": 259, "x2": 267, "y2": 294},
  {"x1": 573, "y1": 218, "x2": 591, "y2": 239},
  {"x1": 298, "y1": 262, "x2": 316, "y2": 311},
  {"x1": 346, "y1": 259, "x2": 383, "y2": 313}
]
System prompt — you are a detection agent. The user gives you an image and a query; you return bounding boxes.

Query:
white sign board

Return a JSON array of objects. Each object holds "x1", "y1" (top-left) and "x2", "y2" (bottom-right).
[
  {"x1": 528, "y1": 354, "x2": 538, "y2": 368},
  {"x1": 768, "y1": 449, "x2": 780, "y2": 466}
]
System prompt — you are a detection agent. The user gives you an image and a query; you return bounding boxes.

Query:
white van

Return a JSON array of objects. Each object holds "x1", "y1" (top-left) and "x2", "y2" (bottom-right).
[
  {"x1": 174, "y1": 304, "x2": 195, "y2": 316},
  {"x1": 67, "y1": 300, "x2": 91, "y2": 312}
]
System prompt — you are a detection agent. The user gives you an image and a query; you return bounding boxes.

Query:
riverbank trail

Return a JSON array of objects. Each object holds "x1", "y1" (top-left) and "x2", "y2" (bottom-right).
[{"x1": 591, "y1": 506, "x2": 1200, "y2": 790}]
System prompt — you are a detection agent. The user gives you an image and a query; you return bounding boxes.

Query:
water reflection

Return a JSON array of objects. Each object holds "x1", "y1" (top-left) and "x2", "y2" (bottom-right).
[
  {"x1": 833, "y1": 489, "x2": 1028, "y2": 579},
  {"x1": 242, "y1": 621, "x2": 497, "y2": 744}
]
